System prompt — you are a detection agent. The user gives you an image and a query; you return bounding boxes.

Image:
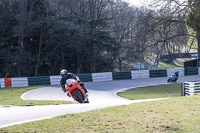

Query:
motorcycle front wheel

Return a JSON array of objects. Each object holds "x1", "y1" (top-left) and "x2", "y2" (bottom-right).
[{"x1": 72, "y1": 90, "x2": 84, "y2": 103}]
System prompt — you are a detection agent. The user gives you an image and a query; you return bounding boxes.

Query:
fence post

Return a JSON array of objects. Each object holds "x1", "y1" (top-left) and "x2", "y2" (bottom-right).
[{"x1": 181, "y1": 82, "x2": 185, "y2": 96}]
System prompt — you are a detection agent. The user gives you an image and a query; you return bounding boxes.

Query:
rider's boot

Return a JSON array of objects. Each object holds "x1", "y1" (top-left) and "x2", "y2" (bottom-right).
[
  {"x1": 83, "y1": 87, "x2": 88, "y2": 93},
  {"x1": 80, "y1": 83, "x2": 88, "y2": 93},
  {"x1": 67, "y1": 92, "x2": 71, "y2": 97}
]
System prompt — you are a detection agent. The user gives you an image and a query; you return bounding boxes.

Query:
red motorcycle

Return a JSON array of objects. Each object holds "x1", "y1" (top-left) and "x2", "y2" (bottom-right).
[{"x1": 65, "y1": 79, "x2": 89, "y2": 103}]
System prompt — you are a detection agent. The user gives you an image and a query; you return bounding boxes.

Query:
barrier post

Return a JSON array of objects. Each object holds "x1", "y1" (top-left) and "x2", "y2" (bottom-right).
[{"x1": 181, "y1": 82, "x2": 185, "y2": 96}]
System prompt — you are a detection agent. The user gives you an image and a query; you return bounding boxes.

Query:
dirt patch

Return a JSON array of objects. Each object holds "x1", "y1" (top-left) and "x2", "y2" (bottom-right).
[{"x1": 160, "y1": 125, "x2": 180, "y2": 131}]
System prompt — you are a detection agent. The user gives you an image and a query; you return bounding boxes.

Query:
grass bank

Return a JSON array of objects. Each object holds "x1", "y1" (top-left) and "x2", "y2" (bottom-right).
[
  {"x1": 2, "y1": 84, "x2": 200, "y2": 132},
  {"x1": 0, "y1": 86, "x2": 73, "y2": 106},
  {"x1": 158, "y1": 58, "x2": 195, "y2": 69}
]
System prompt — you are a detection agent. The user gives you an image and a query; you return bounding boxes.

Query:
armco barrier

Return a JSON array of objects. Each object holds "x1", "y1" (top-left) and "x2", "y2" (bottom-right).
[
  {"x1": 149, "y1": 70, "x2": 167, "y2": 78},
  {"x1": 0, "y1": 78, "x2": 28, "y2": 88},
  {"x1": 0, "y1": 78, "x2": 5, "y2": 88},
  {"x1": 199, "y1": 67, "x2": 200, "y2": 75},
  {"x1": 112, "y1": 71, "x2": 131, "y2": 80},
  {"x1": 50, "y1": 75, "x2": 61, "y2": 85},
  {"x1": 4, "y1": 78, "x2": 12, "y2": 88},
  {"x1": 1, "y1": 68, "x2": 200, "y2": 88},
  {"x1": 92, "y1": 72, "x2": 112, "y2": 82},
  {"x1": 77, "y1": 73, "x2": 93, "y2": 82},
  {"x1": 182, "y1": 82, "x2": 200, "y2": 96},
  {"x1": 167, "y1": 68, "x2": 184, "y2": 77},
  {"x1": 28, "y1": 76, "x2": 51, "y2": 86},
  {"x1": 131, "y1": 70, "x2": 149, "y2": 79},
  {"x1": 185, "y1": 67, "x2": 198, "y2": 76},
  {"x1": 11, "y1": 77, "x2": 28, "y2": 87}
]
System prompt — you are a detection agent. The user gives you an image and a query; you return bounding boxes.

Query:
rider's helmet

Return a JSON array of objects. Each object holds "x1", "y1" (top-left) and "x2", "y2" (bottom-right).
[{"x1": 60, "y1": 69, "x2": 68, "y2": 78}]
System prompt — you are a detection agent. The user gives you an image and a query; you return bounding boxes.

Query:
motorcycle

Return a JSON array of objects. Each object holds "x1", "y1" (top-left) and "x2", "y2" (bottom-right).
[
  {"x1": 167, "y1": 73, "x2": 178, "y2": 82},
  {"x1": 65, "y1": 79, "x2": 89, "y2": 103}
]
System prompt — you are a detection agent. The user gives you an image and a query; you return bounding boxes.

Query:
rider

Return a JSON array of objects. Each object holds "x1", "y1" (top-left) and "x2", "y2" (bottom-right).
[
  {"x1": 174, "y1": 71, "x2": 179, "y2": 80},
  {"x1": 60, "y1": 69, "x2": 88, "y2": 96}
]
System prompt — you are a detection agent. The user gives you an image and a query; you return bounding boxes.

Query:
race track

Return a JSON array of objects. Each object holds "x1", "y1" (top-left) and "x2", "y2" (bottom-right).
[{"x1": 0, "y1": 75, "x2": 199, "y2": 128}]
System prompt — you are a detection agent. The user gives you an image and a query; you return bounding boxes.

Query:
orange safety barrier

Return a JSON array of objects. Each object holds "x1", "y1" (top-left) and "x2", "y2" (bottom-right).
[{"x1": 5, "y1": 78, "x2": 12, "y2": 88}]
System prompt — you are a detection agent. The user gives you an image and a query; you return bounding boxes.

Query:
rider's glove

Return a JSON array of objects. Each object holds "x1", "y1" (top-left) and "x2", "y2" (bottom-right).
[{"x1": 62, "y1": 86, "x2": 66, "y2": 93}]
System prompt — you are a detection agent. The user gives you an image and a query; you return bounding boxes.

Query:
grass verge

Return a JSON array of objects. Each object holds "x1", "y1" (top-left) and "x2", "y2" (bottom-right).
[
  {"x1": 1, "y1": 95, "x2": 200, "y2": 132},
  {"x1": 118, "y1": 83, "x2": 181, "y2": 100},
  {"x1": 0, "y1": 86, "x2": 73, "y2": 106},
  {"x1": 2, "y1": 84, "x2": 200, "y2": 132}
]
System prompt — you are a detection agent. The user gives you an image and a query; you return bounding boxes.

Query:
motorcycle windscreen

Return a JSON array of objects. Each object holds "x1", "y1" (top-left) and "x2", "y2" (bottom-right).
[
  {"x1": 171, "y1": 75, "x2": 176, "y2": 79},
  {"x1": 66, "y1": 79, "x2": 76, "y2": 86}
]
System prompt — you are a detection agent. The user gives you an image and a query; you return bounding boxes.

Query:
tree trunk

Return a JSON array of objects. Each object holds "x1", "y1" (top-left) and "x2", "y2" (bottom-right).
[
  {"x1": 77, "y1": 50, "x2": 84, "y2": 74},
  {"x1": 17, "y1": 0, "x2": 27, "y2": 77},
  {"x1": 118, "y1": 57, "x2": 122, "y2": 71},
  {"x1": 197, "y1": 31, "x2": 200, "y2": 54},
  {"x1": 90, "y1": 43, "x2": 95, "y2": 73},
  {"x1": 34, "y1": 29, "x2": 43, "y2": 76},
  {"x1": 18, "y1": 0, "x2": 27, "y2": 52},
  {"x1": 61, "y1": 48, "x2": 65, "y2": 69}
]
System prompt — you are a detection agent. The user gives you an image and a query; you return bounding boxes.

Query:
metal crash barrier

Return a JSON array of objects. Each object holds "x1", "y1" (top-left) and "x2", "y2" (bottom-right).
[{"x1": 182, "y1": 81, "x2": 200, "y2": 96}]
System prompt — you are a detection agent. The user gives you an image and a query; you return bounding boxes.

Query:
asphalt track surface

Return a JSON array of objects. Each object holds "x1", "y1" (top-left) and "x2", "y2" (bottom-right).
[{"x1": 0, "y1": 75, "x2": 200, "y2": 128}]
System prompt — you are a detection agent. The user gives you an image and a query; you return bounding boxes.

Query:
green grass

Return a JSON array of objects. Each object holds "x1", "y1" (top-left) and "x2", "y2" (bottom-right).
[
  {"x1": 159, "y1": 62, "x2": 181, "y2": 69},
  {"x1": 2, "y1": 94, "x2": 200, "y2": 132},
  {"x1": 2, "y1": 84, "x2": 200, "y2": 133},
  {"x1": 0, "y1": 86, "x2": 73, "y2": 106},
  {"x1": 118, "y1": 83, "x2": 181, "y2": 100}
]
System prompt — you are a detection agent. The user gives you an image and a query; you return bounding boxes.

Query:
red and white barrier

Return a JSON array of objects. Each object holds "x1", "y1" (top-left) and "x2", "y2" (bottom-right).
[{"x1": 0, "y1": 77, "x2": 28, "y2": 88}]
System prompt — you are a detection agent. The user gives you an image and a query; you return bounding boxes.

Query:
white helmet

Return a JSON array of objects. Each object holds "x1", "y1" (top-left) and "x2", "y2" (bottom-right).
[{"x1": 60, "y1": 69, "x2": 68, "y2": 77}]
